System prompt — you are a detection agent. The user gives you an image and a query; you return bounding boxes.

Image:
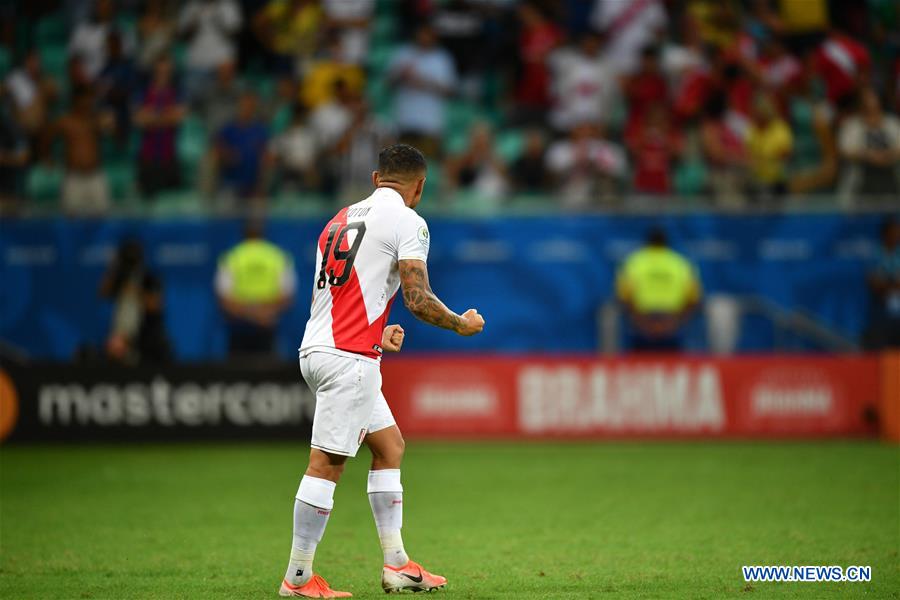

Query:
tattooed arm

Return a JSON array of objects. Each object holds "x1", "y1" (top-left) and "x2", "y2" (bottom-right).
[{"x1": 399, "y1": 259, "x2": 484, "y2": 336}]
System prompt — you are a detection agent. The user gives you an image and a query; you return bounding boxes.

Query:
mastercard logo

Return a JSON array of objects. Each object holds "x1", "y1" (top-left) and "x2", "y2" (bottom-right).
[{"x1": 0, "y1": 369, "x2": 18, "y2": 442}]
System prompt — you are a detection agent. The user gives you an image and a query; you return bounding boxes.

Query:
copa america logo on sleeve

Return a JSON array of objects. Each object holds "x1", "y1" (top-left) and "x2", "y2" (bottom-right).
[{"x1": 417, "y1": 226, "x2": 430, "y2": 249}]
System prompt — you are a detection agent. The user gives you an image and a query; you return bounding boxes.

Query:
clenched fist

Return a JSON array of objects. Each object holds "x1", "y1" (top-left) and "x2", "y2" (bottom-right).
[
  {"x1": 382, "y1": 324, "x2": 405, "y2": 352},
  {"x1": 456, "y1": 309, "x2": 485, "y2": 336}
]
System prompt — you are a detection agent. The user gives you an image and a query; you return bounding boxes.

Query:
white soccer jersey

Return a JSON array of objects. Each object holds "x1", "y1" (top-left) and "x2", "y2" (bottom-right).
[{"x1": 299, "y1": 187, "x2": 430, "y2": 362}]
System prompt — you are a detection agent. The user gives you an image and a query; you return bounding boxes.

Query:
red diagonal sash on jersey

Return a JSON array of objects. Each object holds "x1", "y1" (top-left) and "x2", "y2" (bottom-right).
[{"x1": 317, "y1": 208, "x2": 396, "y2": 359}]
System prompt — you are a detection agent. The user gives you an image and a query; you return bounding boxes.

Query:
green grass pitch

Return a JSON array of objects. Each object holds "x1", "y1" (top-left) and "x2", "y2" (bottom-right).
[{"x1": 1, "y1": 441, "x2": 897, "y2": 599}]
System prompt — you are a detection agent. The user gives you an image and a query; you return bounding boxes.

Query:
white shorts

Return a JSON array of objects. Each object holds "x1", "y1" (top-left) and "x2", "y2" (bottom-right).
[{"x1": 300, "y1": 350, "x2": 396, "y2": 457}]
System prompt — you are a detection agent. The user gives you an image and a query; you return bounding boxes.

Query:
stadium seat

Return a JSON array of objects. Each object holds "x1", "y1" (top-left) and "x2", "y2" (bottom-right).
[
  {"x1": 39, "y1": 45, "x2": 68, "y2": 81},
  {"x1": 674, "y1": 160, "x2": 708, "y2": 196},
  {"x1": 150, "y1": 190, "x2": 203, "y2": 216},
  {"x1": 25, "y1": 166, "x2": 62, "y2": 206},
  {"x1": 495, "y1": 129, "x2": 525, "y2": 163},
  {"x1": 449, "y1": 189, "x2": 503, "y2": 216},
  {"x1": 270, "y1": 192, "x2": 331, "y2": 217},
  {"x1": 508, "y1": 193, "x2": 553, "y2": 214},
  {"x1": 172, "y1": 42, "x2": 187, "y2": 70},
  {"x1": 178, "y1": 116, "x2": 208, "y2": 184},
  {"x1": 445, "y1": 101, "x2": 481, "y2": 136},
  {"x1": 372, "y1": 16, "x2": 396, "y2": 46},
  {"x1": 270, "y1": 104, "x2": 292, "y2": 135},
  {"x1": 35, "y1": 16, "x2": 67, "y2": 46},
  {"x1": 106, "y1": 162, "x2": 136, "y2": 201},
  {"x1": 247, "y1": 73, "x2": 276, "y2": 102}
]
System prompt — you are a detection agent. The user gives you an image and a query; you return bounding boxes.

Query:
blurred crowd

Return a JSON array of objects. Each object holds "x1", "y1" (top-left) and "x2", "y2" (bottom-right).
[{"x1": 1, "y1": 0, "x2": 899, "y2": 216}]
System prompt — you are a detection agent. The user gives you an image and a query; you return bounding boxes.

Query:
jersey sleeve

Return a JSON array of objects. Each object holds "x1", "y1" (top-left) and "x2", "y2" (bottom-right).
[{"x1": 396, "y1": 211, "x2": 430, "y2": 263}]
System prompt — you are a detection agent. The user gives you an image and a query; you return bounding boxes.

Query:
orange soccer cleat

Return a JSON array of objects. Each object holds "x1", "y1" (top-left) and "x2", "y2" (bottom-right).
[
  {"x1": 279, "y1": 574, "x2": 352, "y2": 598},
  {"x1": 382, "y1": 560, "x2": 447, "y2": 594}
]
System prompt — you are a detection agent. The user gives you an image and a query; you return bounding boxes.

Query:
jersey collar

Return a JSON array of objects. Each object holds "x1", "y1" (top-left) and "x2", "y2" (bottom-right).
[{"x1": 372, "y1": 186, "x2": 406, "y2": 207}]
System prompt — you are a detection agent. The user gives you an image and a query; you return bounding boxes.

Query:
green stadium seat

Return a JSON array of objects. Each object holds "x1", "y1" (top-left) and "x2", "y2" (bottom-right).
[
  {"x1": 495, "y1": 130, "x2": 524, "y2": 163},
  {"x1": 270, "y1": 105, "x2": 292, "y2": 135},
  {"x1": 247, "y1": 74, "x2": 276, "y2": 101},
  {"x1": 25, "y1": 166, "x2": 62, "y2": 205},
  {"x1": 445, "y1": 101, "x2": 481, "y2": 135},
  {"x1": 40, "y1": 45, "x2": 68, "y2": 81},
  {"x1": 372, "y1": 16, "x2": 396, "y2": 45},
  {"x1": 172, "y1": 42, "x2": 187, "y2": 70},
  {"x1": 270, "y1": 192, "x2": 331, "y2": 217},
  {"x1": 366, "y1": 45, "x2": 394, "y2": 75},
  {"x1": 674, "y1": 160, "x2": 708, "y2": 196},
  {"x1": 150, "y1": 190, "x2": 202, "y2": 216},
  {"x1": 106, "y1": 162, "x2": 136, "y2": 201},
  {"x1": 508, "y1": 193, "x2": 553, "y2": 214},
  {"x1": 419, "y1": 161, "x2": 443, "y2": 205},
  {"x1": 178, "y1": 117, "x2": 209, "y2": 182},
  {"x1": 367, "y1": 77, "x2": 392, "y2": 119},
  {"x1": 449, "y1": 189, "x2": 502, "y2": 217},
  {"x1": 36, "y1": 16, "x2": 67, "y2": 46},
  {"x1": 445, "y1": 130, "x2": 469, "y2": 155}
]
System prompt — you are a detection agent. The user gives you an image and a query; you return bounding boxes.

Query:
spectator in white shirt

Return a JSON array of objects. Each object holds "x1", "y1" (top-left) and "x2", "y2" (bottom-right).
[
  {"x1": 547, "y1": 32, "x2": 620, "y2": 132},
  {"x1": 5, "y1": 49, "x2": 58, "y2": 138},
  {"x1": 388, "y1": 24, "x2": 457, "y2": 157},
  {"x1": 310, "y1": 79, "x2": 390, "y2": 200},
  {"x1": 838, "y1": 88, "x2": 900, "y2": 201},
  {"x1": 310, "y1": 79, "x2": 354, "y2": 152},
  {"x1": 591, "y1": 0, "x2": 667, "y2": 76},
  {"x1": 266, "y1": 102, "x2": 321, "y2": 194},
  {"x1": 178, "y1": 0, "x2": 243, "y2": 101},
  {"x1": 69, "y1": 0, "x2": 131, "y2": 81},
  {"x1": 322, "y1": 0, "x2": 375, "y2": 65},
  {"x1": 545, "y1": 121, "x2": 628, "y2": 208}
]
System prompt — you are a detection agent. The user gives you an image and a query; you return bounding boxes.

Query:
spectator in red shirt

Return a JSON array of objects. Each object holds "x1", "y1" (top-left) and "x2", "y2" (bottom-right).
[
  {"x1": 755, "y1": 36, "x2": 803, "y2": 108},
  {"x1": 623, "y1": 45, "x2": 669, "y2": 139},
  {"x1": 814, "y1": 26, "x2": 871, "y2": 108},
  {"x1": 135, "y1": 57, "x2": 186, "y2": 198},
  {"x1": 514, "y1": 2, "x2": 562, "y2": 124},
  {"x1": 626, "y1": 102, "x2": 683, "y2": 195},
  {"x1": 719, "y1": 54, "x2": 755, "y2": 130},
  {"x1": 672, "y1": 46, "x2": 753, "y2": 127}
]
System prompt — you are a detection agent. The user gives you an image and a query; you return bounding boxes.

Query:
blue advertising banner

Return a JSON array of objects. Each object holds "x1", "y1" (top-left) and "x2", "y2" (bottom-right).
[{"x1": 0, "y1": 213, "x2": 890, "y2": 360}]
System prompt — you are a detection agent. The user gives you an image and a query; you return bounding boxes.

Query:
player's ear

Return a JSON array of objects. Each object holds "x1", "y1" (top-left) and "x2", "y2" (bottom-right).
[
  {"x1": 371, "y1": 170, "x2": 379, "y2": 188},
  {"x1": 414, "y1": 177, "x2": 425, "y2": 202}
]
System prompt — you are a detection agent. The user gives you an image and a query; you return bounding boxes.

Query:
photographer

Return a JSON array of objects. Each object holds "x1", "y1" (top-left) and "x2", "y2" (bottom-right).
[{"x1": 99, "y1": 239, "x2": 172, "y2": 364}]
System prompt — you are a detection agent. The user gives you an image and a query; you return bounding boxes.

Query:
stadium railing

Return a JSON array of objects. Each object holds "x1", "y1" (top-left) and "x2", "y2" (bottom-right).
[{"x1": 4, "y1": 193, "x2": 899, "y2": 219}]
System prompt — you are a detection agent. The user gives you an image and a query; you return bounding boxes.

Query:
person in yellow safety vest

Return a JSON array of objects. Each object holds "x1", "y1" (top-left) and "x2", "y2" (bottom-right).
[
  {"x1": 215, "y1": 221, "x2": 296, "y2": 358},
  {"x1": 616, "y1": 227, "x2": 702, "y2": 352}
]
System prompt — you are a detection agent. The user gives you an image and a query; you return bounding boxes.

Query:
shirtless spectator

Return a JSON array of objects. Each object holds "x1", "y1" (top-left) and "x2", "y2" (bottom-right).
[{"x1": 43, "y1": 88, "x2": 114, "y2": 215}]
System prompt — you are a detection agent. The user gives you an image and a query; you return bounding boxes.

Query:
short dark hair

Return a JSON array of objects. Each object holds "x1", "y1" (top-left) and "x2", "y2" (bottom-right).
[
  {"x1": 646, "y1": 227, "x2": 668, "y2": 247},
  {"x1": 244, "y1": 219, "x2": 265, "y2": 239},
  {"x1": 377, "y1": 144, "x2": 427, "y2": 179}
]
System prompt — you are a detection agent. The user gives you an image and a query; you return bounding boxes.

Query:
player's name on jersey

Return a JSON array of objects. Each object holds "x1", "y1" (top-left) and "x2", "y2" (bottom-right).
[{"x1": 347, "y1": 206, "x2": 372, "y2": 218}]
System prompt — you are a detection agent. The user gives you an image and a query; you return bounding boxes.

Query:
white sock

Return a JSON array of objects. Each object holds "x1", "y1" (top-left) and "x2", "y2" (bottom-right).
[
  {"x1": 367, "y1": 469, "x2": 409, "y2": 567},
  {"x1": 284, "y1": 476, "x2": 336, "y2": 585}
]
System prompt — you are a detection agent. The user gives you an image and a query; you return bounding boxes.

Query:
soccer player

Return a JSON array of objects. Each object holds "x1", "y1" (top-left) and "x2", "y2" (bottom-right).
[{"x1": 279, "y1": 144, "x2": 485, "y2": 597}]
